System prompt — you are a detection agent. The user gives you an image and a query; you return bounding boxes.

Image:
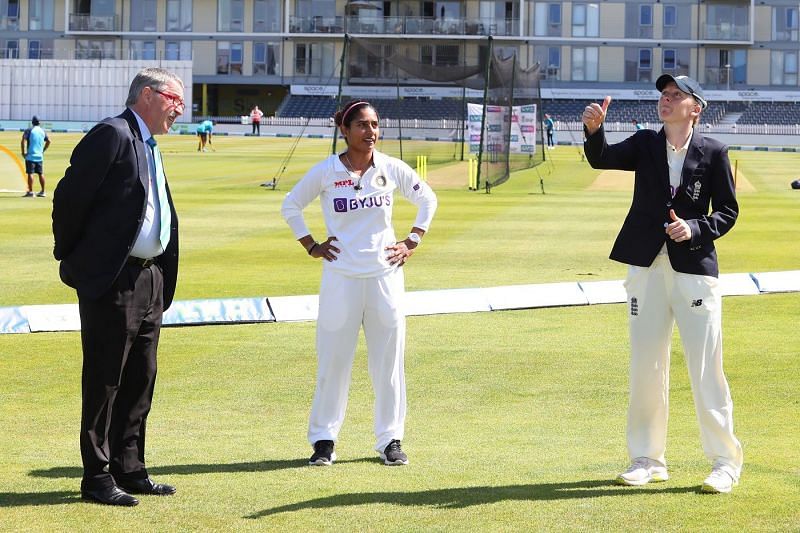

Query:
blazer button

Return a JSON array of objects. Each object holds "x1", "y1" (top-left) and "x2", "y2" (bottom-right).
[{"x1": 666, "y1": 201, "x2": 672, "y2": 207}]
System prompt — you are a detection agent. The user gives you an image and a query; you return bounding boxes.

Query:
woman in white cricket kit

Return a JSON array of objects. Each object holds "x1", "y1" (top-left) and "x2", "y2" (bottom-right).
[
  {"x1": 583, "y1": 75, "x2": 743, "y2": 494},
  {"x1": 281, "y1": 100, "x2": 437, "y2": 466}
]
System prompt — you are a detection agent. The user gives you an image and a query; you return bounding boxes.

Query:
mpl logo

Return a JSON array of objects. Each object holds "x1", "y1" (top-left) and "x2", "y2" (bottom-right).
[
  {"x1": 334, "y1": 179, "x2": 354, "y2": 188},
  {"x1": 333, "y1": 195, "x2": 392, "y2": 213}
]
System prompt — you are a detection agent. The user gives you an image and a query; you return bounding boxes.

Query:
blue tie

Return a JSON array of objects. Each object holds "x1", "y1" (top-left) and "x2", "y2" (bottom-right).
[{"x1": 146, "y1": 137, "x2": 171, "y2": 250}]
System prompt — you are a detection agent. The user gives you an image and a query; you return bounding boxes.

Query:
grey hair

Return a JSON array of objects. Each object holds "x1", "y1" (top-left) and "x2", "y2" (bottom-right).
[{"x1": 125, "y1": 68, "x2": 184, "y2": 107}]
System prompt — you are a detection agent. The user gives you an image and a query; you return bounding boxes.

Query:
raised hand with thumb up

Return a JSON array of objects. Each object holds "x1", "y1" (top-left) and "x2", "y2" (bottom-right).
[
  {"x1": 666, "y1": 209, "x2": 692, "y2": 242},
  {"x1": 582, "y1": 96, "x2": 612, "y2": 136}
]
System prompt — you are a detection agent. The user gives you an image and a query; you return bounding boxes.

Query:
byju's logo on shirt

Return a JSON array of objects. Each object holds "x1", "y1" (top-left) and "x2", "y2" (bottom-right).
[{"x1": 333, "y1": 195, "x2": 392, "y2": 213}]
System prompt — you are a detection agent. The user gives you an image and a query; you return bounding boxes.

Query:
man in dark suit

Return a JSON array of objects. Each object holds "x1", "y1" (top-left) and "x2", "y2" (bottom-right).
[
  {"x1": 582, "y1": 75, "x2": 743, "y2": 494},
  {"x1": 52, "y1": 67, "x2": 183, "y2": 507}
]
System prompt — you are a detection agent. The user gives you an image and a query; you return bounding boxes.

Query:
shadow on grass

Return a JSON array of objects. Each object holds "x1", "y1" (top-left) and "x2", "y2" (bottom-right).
[
  {"x1": 245, "y1": 480, "x2": 701, "y2": 518},
  {"x1": 0, "y1": 491, "x2": 81, "y2": 507},
  {"x1": 29, "y1": 457, "x2": 377, "y2": 479}
]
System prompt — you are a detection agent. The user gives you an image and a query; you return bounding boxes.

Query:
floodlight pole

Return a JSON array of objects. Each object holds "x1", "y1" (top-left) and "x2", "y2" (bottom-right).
[{"x1": 332, "y1": 34, "x2": 350, "y2": 155}]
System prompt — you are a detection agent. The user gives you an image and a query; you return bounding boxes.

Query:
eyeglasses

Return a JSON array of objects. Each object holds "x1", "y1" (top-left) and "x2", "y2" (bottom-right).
[{"x1": 152, "y1": 88, "x2": 185, "y2": 111}]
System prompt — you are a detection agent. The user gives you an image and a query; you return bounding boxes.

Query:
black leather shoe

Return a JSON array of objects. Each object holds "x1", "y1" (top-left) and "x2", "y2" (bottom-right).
[
  {"x1": 116, "y1": 477, "x2": 176, "y2": 496},
  {"x1": 81, "y1": 485, "x2": 139, "y2": 506}
]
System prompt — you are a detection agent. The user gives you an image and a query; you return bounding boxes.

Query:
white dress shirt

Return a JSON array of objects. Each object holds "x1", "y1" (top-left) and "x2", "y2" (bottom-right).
[{"x1": 129, "y1": 109, "x2": 167, "y2": 260}]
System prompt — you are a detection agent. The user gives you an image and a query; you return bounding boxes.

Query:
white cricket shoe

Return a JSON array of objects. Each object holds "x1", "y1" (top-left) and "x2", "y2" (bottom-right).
[
  {"x1": 616, "y1": 457, "x2": 669, "y2": 486},
  {"x1": 701, "y1": 467, "x2": 738, "y2": 494}
]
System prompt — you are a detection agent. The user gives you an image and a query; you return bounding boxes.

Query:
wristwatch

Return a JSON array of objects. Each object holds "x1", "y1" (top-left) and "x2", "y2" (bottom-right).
[{"x1": 406, "y1": 232, "x2": 422, "y2": 246}]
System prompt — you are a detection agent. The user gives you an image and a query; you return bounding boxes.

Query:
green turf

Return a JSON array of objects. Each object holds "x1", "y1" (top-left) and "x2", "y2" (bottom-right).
[{"x1": 0, "y1": 132, "x2": 798, "y2": 530}]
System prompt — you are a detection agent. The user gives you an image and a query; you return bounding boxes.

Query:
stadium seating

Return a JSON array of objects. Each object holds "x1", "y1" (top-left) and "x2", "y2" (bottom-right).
[
  {"x1": 539, "y1": 99, "x2": 726, "y2": 126},
  {"x1": 277, "y1": 95, "x2": 466, "y2": 120},
  {"x1": 276, "y1": 95, "x2": 800, "y2": 126},
  {"x1": 736, "y1": 102, "x2": 800, "y2": 125}
]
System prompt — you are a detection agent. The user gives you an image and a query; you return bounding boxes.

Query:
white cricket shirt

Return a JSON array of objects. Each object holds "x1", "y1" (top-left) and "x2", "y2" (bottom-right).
[{"x1": 281, "y1": 150, "x2": 438, "y2": 278}]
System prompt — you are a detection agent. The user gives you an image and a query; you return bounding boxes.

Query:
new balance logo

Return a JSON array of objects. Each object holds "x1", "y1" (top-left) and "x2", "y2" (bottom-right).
[
  {"x1": 630, "y1": 297, "x2": 639, "y2": 316},
  {"x1": 691, "y1": 299, "x2": 703, "y2": 307}
]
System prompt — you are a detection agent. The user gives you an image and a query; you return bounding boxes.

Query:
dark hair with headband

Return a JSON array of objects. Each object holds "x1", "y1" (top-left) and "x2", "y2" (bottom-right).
[{"x1": 334, "y1": 100, "x2": 379, "y2": 128}]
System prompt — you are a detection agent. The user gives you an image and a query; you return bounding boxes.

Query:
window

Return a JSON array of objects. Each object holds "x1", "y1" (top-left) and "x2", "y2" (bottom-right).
[
  {"x1": 640, "y1": 5, "x2": 652, "y2": 26},
  {"x1": 572, "y1": 4, "x2": 598, "y2": 38},
  {"x1": 218, "y1": 0, "x2": 244, "y2": 32},
  {"x1": 254, "y1": 41, "x2": 280, "y2": 74},
  {"x1": 422, "y1": 44, "x2": 460, "y2": 66},
  {"x1": 217, "y1": 41, "x2": 243, "y2": 74},
  {"x1": 2, "y1": 39, "x2": 18, "y2": 58},
  {"x1": 130, "y1": 40, "x2": 157, "y2": 60},
  {"x1": 165, "y1": 41, "x2": 191, "y2": 60},
  {"x1": 295, "y1": 41, "x2": 334, "y2": 78},
  {"x1": 1, "y1": 0, "x2": 19, "y2": 29},
  {"x1": 706, "y1": 4, "x2": 749, "y2": 40},
  {"x1": 571, "y1": 47, "x2": 598, "y2": 81},
  {"x1": 28, "y1": 39, "x2": 40, "y2": 58},
  {"x1": 773, "y1": 7, "x2": 799, "y2": 41},
  {"x1": 230, "y1": 42, "x2": 243, "y2": 74},
  {"x1": 26, "y1": 39, "x2": 53, "y2": 58},
  {"x1": 166, "y1": 0, "x2": 192, "y2": 31},
  {"x1": 771, "y1": 50, "x2": 798, "y2": 85},
  {"x1": 664, "y1": 5, "x2": 676, "y2": 27},
  {"x1": 295, "y1": 43, "x2": 308, "y2": 74},
  {"x1": 549, "y1": 3, "x2": 561, "y2": 25},
  {"x1": 732, "y1": 49, "x2": 746, "y2": 84},
  {"x1": 435, "y1": 44, "x2": 460, "y2": 66},
  {"x1": 28, "y1": 0, "x2": 54, "y2": 30},
  {"x1": 534, "y1": 46, "x2": 561, "y2": 79},
  {"x1": 75, "y1": 40, "x2": 115, "y2": 59},
  {"x1": 131, "y1": 0, "x2": 157, "y2": 31},
  {"x1": 534, "y1": 3, "x2": 561, "y2": 36},
  {"x1": 548, "y1": 47, "x2": 560, "y2": 74},
  {"x1": 638, "y1": 48, "x2": 652, "y2": 82},
  {"x1": 663, "y1": 49, "x2": 676, "y2": 70},
  {"x1": 254, "y1": 0, "x2": 280, "y2": 32},
  {"x1": 625, "y1": 3, "x2": 652, "y2": 38}
]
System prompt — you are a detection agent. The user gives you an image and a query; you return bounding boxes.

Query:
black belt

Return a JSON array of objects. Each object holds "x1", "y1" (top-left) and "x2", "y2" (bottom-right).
[{"x1": 127, "y1": 256, "x2": 157, "y2": 268}]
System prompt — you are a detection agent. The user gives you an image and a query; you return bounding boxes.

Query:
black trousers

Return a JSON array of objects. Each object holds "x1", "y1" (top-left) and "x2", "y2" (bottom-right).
[
  {"x1": 252, "y1": 122, "x2": 260, "y2": 135},
  {"x1": 78, "y1": 262, "x2": 164, "y2": 490}
]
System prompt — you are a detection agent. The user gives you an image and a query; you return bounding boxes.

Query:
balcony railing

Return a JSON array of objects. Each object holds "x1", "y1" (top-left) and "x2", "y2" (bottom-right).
[
  {"x1": 69, "y1": 14, "x2": 119, "y2": 32},
  {"x1": 289, "y1": 15, "x2": 344, "y2": 33},
  {"x1": 288, "y1": 15, "x2": 519, "y2": 36},
  {"x1": 701, "y1": 23, "x2": 750, "y2": 41}
]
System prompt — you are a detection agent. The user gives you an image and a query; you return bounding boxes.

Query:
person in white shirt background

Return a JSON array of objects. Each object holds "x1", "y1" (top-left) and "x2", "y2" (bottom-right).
[{"x1": 281, "y1": 100, "x2": 437, "y2": 467}]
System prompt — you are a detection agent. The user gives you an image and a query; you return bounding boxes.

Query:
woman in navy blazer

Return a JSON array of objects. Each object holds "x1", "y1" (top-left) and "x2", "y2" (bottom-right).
[{"x1": 583, "y1": 75, "x2": 743, "y2": 494}]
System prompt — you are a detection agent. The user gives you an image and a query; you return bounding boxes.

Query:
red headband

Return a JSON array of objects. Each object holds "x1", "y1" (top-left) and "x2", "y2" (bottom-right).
[{"x1": 341, "y1": 101, "x2": 369, "y2": 125}]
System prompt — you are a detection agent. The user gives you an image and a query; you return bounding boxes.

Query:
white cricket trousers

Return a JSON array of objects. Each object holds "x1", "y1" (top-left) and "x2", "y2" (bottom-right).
[
  {"x1": 624, "y1": 254, "x2": 743, "y2": 480},
  {"x1": 308, "y1": 267, "x2": 406, "y2": 452}
]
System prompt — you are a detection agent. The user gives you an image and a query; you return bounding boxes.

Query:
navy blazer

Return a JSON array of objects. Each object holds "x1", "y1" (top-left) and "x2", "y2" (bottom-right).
[
  {"x1": 52, "y1": 108, "x2": 179, "y2": 308},
  {"x1": 584, "y1": 125, "x2": 737, "y2": 278}
]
